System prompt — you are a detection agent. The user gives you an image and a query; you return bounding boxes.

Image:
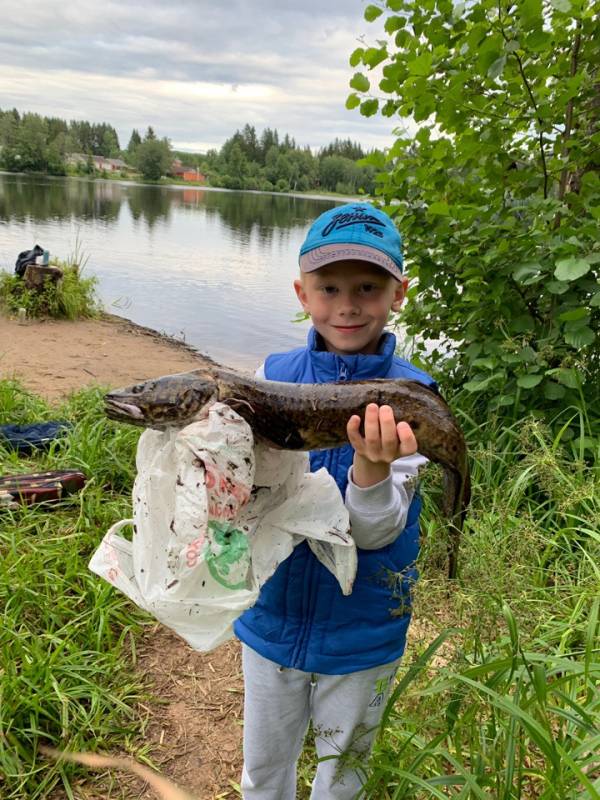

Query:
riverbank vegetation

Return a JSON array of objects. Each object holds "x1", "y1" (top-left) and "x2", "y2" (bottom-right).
[
  {"x1": 0, "y1": 254, "x2": 100, "y2": 321},
  {"x1": 0, "y1": 107, "x2": 375, "y2": 194}
]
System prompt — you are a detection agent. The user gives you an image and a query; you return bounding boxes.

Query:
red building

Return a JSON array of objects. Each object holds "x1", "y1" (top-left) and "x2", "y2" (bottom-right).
[{"x1": 170, "y1": 159, "x2": 206, "y2": 183}]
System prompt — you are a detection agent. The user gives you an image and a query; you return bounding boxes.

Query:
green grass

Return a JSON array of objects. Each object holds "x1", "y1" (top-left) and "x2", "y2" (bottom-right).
[
  {"x1": 0, "y1": 381, "x2": 147, "y2": 798},
  {"x1": 1, "y1": 379, "x2": 598, "y2": 798},
  {"x1": 354, "y1": 396, "x2": 600, "y2": 799}
]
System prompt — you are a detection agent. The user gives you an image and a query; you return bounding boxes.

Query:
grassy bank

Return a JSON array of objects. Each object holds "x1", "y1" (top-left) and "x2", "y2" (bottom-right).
[
  {"x1": 1, "y1": 380, "x2": 598, "y2": 798},
  {"x1": 0, "y1": 251, "x2": 100, "y2": 321},
  {"x1": 359, "y1": 397, "x2": 600, "y2": 799},
  {"x1": 0, "y1": 382, "x2": 146, "y2": 798}
]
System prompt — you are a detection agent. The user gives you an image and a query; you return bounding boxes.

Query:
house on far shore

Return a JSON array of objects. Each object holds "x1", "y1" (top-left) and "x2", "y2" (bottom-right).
[
  {"x1": 169, "y1": 158, "x2": 206, "y2": 183},
  {"x1": 65, "y1": 154, "x2": 136, "y2": 174},
  {"x1": 92, "y1": 156, "x2": 133, "y2": 173}
]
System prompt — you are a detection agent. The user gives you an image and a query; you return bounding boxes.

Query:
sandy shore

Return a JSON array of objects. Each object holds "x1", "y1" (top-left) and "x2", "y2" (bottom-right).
[{"x1": 0, "y1": 311, "x2": 224, "y2": 400}]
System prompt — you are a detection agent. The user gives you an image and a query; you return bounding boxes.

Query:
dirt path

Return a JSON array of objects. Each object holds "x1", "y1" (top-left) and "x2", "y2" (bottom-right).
[{"x1": 1, "y1": 311, "x2": 245, "y2": 799}]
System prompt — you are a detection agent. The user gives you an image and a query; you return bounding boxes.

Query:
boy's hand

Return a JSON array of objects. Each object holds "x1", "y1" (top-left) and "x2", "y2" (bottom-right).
[{"x1": 347, "y1": 403, "x2": 418, "y2": 488}]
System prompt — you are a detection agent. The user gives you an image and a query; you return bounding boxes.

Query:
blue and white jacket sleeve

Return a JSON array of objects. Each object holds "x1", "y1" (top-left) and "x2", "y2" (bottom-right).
[{"x1": 345, "y1": 453, "x2": 428, "y2": 550}]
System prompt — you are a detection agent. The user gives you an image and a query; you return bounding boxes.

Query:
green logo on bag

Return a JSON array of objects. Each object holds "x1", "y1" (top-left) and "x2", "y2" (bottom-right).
[{"x1": 204, "y1": 521, "x2": 250, "y2": 590}]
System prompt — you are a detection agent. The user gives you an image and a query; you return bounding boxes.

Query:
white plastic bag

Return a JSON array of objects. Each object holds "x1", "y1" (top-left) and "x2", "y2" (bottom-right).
[{"x1": 90, "y1": 403, "x2": 356, "y2": 651}]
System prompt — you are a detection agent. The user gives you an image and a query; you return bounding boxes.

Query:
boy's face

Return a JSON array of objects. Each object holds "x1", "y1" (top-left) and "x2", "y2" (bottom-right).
[{"x1": 294, "y1": 260, "x2": 407, "y2": 356}]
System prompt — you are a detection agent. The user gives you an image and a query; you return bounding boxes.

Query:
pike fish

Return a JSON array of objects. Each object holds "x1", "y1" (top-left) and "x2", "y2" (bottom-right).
[{"x1": 104, "y1": 366, "x2": 470, "y2": 578}]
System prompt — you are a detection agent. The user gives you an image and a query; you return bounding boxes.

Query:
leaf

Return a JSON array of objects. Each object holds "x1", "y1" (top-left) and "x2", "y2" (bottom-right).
[
  {"x1": 496, "y1": 394, "x2": 516, "y2": 406},
  {"x1": 345, "y1": 93, "x2": 361, "y2": 110},
  {"x1": 428, "y1": 201, "x2": 450, "y2": 216},
  {"x1": 465, "y1": 343, "x2": 482, "y2": 360},
  {"x1": 547, "y1": 280, "x2": 570, "y2": 295},
  {"x1": 349, "y1": 48, "x2": 364, "y2": 67},
  {"x1": 520, "y1": 0, "x2": 543, "y2": 27},
  {"x1": 543, "y1": 381, "x2": 566, "y2": 400},
  {"x1": 590, "y1": 291, "x2": 600, "y2": 307},
  {"x1": 564, "y1": 326, "x2": 595, "y2": 348},
  {"x1": 517, "y1": 346, "x2": 536, "y2": 362},
  {"x1": 385, "y1": 15, "x2": 405, "y2": 33},
  {"x1": 464, "y1": 374, "x2": 500, "y2": 392},
  {"x1": 559, "y1": 307, "x2": 588, "y2": 322},
  {"x1": 554, "y1": 257, "x2": 591, "y2": 281},
  {"x1": 512, "y1": 262, "x2": 542, "y2": 283},
  {"x1": 488, "y1": 55, "x2": 507, "y2": 80},
  {"x1": 517, "y1": 373, "x2": 543, "y2": 388},
  {"x1": 550, "y1": 0, "x2": 571, "y2": 11},
  {"x1": 473, "y1": 357, "x2": 496, "y2": 370},
  {"x1": 363, "y1": 47, "x2": 388, "y2": 69},
  {"x1": 408, "y1": 51, "x2": 433, "y2": 77},
  {"x1": 350, "y1": 73, "x2": 370, "y2": 92},
  {"x1": 365, "y1": 4, "x2": 384, "y2": 21},
  {"x1": 550, "y1": 368, "x2": 580, "y2": 389},
  {"x1": 360, "y1": 99, "x2": 380, "y2": 117}
]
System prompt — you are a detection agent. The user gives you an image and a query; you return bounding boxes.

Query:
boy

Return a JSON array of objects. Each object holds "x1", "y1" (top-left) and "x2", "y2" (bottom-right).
[{"x1": 233, "y1": 202, "x2": 437, "y2": 799}]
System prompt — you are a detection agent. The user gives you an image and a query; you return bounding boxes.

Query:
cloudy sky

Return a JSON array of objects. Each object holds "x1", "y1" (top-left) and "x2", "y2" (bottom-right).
[{"x1": 0, "y1": 0, "x2": 398, "y2": 154}]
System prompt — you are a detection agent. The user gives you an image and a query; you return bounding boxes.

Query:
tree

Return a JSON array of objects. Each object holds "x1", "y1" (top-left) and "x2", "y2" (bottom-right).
[
  {"x1": 15, "y1": 113, "x2": 49, "y2": 171},
  {"x1": 127, "y1": 129, "x2": 142, "y2": 160},
  {"x1": 133, "y1": 137, "x2": 172, "y2": 180},
  {"x1": 100, "y1": 125, "x2": 120, "y2": 157},
  {"x1": 350, "y1": 0, "x2": 600, "y2": 418},
  {"x1": 69, "y1": 120, "x2": 94, "y2": 153},
  {"x1": 319, "y1": 138, "x2": 365, "y2": 160},
  {"x1": 227, "y1": 142, "x2": 248, "y2": 187}
]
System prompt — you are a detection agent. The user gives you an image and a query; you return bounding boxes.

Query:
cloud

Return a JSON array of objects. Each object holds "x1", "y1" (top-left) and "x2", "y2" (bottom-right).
[{"x1": 0, "y1": 0, "x2": 396, "y2": 152}]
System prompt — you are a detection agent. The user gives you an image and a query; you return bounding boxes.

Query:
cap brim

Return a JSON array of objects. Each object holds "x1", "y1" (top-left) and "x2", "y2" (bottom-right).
[{"x1": 299, "y1": 244, "x2": 402, "y2": 279}]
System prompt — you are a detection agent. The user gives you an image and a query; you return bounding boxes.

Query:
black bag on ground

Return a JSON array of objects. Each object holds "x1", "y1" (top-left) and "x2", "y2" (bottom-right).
[
  {"x1": 15, "y1": 245, "x2": 44, "y2": 278},
  {"x1": 0, "y1": 421, "x2": 72, "y2": 454}
]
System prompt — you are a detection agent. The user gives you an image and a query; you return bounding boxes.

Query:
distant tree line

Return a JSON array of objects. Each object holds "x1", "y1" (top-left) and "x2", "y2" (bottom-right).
[
  {"x1": 0, "y1": 108, "x2": 376, "y2": 195},
  {"x1": 0, "y1": 108, "x2": 120, "y2": 174},
  {"x1": 201, "y1": 125, "x2": 376, "y2": 194}
]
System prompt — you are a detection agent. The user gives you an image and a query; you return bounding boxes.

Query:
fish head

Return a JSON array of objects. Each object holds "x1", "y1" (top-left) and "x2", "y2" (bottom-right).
[{"x1": 104, "y1": 371, "x2": 217, "y2": 429}]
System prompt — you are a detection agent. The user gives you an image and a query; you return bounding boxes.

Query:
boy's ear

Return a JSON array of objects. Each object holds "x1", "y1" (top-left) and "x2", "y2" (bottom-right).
[
  {"x1": 390, "y1": 276, "x2": 408, "y2": 312},
  {"x1": 294, "y1": 278, "x2": 310, "y2": 311}
]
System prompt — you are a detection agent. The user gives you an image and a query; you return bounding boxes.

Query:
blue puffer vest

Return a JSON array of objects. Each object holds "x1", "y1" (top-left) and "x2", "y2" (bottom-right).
[{"x1": 233, "y1": 328, "x2": 437, "y2": 674}]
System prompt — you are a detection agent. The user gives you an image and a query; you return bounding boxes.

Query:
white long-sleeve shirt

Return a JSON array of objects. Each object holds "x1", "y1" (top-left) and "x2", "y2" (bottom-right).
[{"x1": 254, "y1": 363, "x2": 428, "y2": 551}]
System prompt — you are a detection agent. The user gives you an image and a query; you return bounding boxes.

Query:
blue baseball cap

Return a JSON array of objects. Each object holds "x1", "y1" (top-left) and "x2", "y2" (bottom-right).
[{"x1": 299, "y1": 202, "x2": 403, "y2": 279}]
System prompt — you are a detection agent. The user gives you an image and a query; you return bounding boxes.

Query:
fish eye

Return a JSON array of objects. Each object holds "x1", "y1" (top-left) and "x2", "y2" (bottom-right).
[{"x1": 131, "y1": 384, "x2": 144, "y2": 394}]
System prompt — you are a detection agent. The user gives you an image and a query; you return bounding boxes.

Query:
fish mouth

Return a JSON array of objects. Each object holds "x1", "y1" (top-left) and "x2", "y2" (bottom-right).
[{"x1": 104, "y1": 398, "x2": 145, "y2": 421}]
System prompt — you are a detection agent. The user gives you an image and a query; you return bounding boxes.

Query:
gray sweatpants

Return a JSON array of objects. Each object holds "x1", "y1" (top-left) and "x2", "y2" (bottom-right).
[{"x1": 240, "y1": 644, "x2": 401, "y2": 800}]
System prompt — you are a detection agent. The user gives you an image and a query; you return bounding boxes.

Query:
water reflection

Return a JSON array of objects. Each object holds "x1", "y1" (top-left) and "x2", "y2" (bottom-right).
[
  {"x1": 0, "y1": 173, "x2": 338, "y2": 366},
  {"x1": 0, "y1": 175, "x2": 123, "y2": 223}
]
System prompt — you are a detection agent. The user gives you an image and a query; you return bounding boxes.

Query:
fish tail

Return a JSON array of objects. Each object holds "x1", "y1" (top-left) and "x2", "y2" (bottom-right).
[{"x1": 443, "y1": 465, "x2": 469, "y2": 580}]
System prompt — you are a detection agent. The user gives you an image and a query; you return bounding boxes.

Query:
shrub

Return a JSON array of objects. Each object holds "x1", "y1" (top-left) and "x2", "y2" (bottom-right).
[{"x1": 0, "y1": 259, "x2": 101, "y2": 320}]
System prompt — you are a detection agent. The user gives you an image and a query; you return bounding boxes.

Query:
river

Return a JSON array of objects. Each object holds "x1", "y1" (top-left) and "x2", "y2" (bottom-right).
[{"x1": 0, "y1": 174, "x2": 419, "y2": 370}]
